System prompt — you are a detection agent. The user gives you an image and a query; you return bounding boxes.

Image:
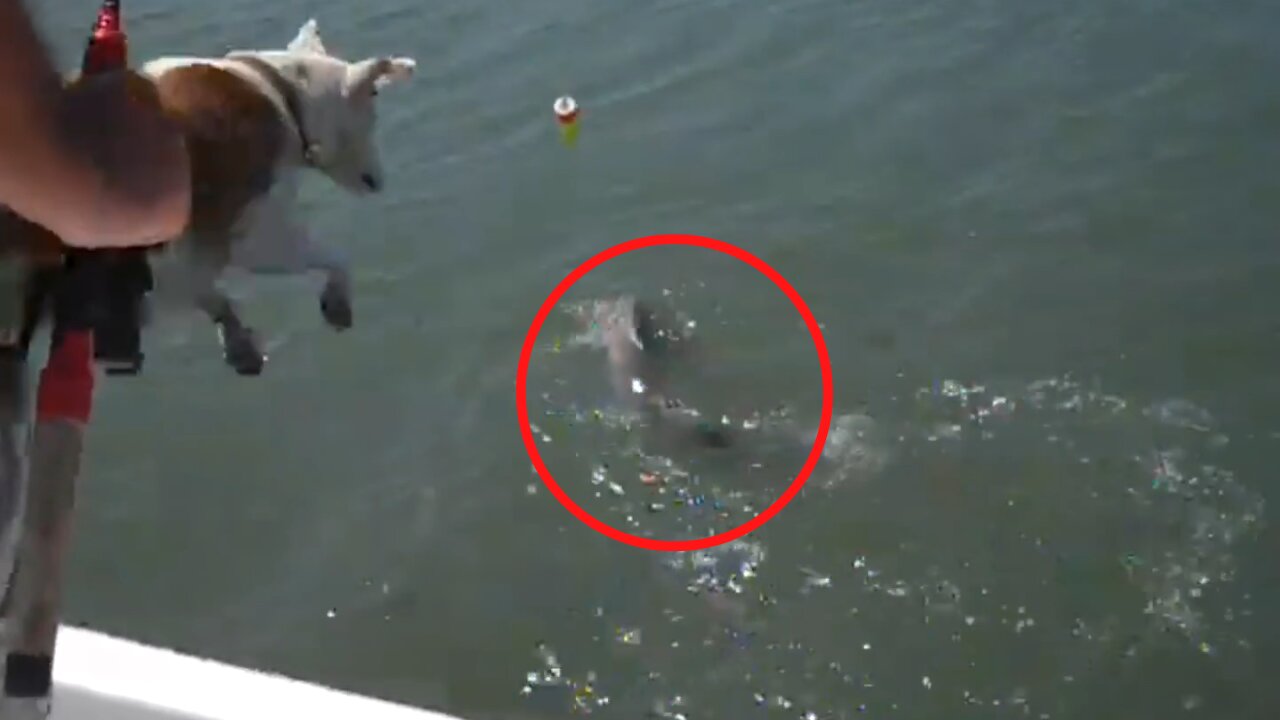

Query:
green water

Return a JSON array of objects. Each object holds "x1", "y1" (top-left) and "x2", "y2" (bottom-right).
[{"x1": 26, "y1": 0, "x2": 1280, "y2": 718}]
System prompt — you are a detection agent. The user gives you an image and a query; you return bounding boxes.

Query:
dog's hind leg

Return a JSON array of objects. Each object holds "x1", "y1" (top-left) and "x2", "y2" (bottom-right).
[
  {"x1": 197, "y1": 288, "x2": 265, "y2": 376},
  {"x1": 186, "y1": 246, "x2": 266, "y2": 376}
]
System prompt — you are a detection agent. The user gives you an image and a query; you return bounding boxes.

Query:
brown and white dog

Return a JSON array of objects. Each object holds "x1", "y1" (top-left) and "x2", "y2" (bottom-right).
[
  {"x1": 0, "y1": 19, "x2": 416, "y2": 372},
  {"x1": 134, "y1": 19, "x2": 417, "y2": 374}
]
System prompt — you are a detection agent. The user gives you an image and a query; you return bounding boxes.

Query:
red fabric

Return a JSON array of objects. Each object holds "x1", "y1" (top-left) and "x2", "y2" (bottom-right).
[
  {"x1": 83, "y1": 3, "x2": 127, "y2": 74},
  {"x1": 35, "y1": 331, "x2": 95, "y2": 423},
  {"x1": 83, "y1": 32, "x2": 126, "y2": 73}
]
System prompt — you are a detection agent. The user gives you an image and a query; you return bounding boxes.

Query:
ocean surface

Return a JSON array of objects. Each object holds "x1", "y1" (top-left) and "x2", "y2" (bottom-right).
[{"x1": 27, "y1": 0, "x2": 1280, "y2": 718}]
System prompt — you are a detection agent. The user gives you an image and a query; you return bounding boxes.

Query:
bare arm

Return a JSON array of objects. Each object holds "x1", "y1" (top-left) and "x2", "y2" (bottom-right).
[{"x1": 0, "y1": 0, "x2": 190, "y2": 248}]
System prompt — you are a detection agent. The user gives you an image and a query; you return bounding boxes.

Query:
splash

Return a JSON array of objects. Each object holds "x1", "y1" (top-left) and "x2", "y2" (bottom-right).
[{"x1": 520, "y1": 370, "x2": 1264, "y2": 719}]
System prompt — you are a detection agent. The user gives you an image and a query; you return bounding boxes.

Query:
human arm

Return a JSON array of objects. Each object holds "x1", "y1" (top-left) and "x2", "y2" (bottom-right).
[{"x1": 0, "y1": 0, "x2": 190, "y2": 249}]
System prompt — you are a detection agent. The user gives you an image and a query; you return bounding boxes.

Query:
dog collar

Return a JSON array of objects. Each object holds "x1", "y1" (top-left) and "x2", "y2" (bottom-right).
[{"x1": 225, "y1": 53, "x2": 321, "y2": 168}]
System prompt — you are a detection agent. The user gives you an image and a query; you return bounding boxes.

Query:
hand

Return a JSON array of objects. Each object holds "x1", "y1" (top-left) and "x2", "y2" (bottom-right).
[{"x1": 55, "y1": 70, "x2": 191, "y2": 248}]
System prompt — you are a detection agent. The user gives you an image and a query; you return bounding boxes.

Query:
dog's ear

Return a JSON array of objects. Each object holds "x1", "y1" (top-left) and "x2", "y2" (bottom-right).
[
  {"x1": 344, "y1": 56, "x2": 416, "y2": 96},
  {"x1": 288, "y1": 18, "x2": 328, "y2": 55}
]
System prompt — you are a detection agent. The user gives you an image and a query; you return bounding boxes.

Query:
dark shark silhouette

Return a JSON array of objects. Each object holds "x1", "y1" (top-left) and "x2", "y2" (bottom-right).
[{"x1": 583, "y1": 295, "x2": 734, "y2": 449}]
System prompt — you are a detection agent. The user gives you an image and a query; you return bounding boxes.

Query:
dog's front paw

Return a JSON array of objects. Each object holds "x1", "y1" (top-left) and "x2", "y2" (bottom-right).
[
  {"x1": 320, "y1": 282, "x2": 353, "y2": 331},
  {"x1": 218, "y1": 324, "x2": 266, "y2": 376}
]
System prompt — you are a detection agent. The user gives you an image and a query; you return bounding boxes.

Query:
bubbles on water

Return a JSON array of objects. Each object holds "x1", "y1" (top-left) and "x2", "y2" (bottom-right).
[
  {"x1": 799, "y1": 567, "x2": 833, "y2": 593},
  {"x1": 815, "y1": 413, "x2": 891, "y2": 488},
  {"x1": 1145, "y1": 398, "x2": 1215, "y2": 432},
  {"x1": 1128, "y1": 446, "x2": 1263, "y2": 639},
  {"x1": 649, "y1": 693, "x2": 690, "y2": 720},
  {"x1": 918, "y1": 378, "x2": 1264, "y2": 653},
  {"x1": 519, "y1": 641, "x2": 610, "y2": 713},
  {"x1": 921, "y1": 576, "x2": 963, "y2": 617},
  {"x1": 529, "y1": 306, "x2": 1264, "y2": 720},
  {"x1": 664, "y1": 538, "x2": 768, "y2": 597}
]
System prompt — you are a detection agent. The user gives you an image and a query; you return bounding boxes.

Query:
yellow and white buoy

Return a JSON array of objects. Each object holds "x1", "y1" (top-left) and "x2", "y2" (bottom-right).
[{"x1": 554, "y1": 95, "x2": 580, "y2": 146}]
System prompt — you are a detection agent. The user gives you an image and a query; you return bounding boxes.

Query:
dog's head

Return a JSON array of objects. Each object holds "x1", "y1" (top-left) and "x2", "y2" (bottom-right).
[{"x1": 272, "y1": 19, "x2": 416, "y2": 195}]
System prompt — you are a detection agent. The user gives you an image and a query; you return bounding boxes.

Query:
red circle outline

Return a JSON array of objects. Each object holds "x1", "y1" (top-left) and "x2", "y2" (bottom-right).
[{"x1": 516, "y1": 234, "x2": 833, "y2": 551}]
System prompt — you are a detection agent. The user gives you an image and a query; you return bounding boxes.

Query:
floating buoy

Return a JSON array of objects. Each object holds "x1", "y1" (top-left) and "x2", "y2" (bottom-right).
[{"x1": 553, "y1": 95, "x2": 580, "y2": 146}]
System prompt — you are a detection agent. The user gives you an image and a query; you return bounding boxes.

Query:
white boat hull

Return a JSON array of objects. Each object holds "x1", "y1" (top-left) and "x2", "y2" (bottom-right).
[{"x1": 37, "y1": 626, "x2": 465, "y2": 720}]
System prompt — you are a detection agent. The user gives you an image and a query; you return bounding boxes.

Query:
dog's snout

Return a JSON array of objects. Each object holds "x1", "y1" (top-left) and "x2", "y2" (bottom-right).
[{"x1": 360, "y1": 172, "x2": 381, "y2": 191}]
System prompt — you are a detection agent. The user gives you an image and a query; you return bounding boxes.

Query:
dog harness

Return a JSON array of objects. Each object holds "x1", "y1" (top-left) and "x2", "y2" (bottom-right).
[{"x1": 224, "y1": 53, "x2": 322, "y2": 168}]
